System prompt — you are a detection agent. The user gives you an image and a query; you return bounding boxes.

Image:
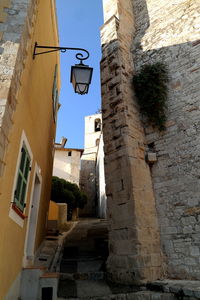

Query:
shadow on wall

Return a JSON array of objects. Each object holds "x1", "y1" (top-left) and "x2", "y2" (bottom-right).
[
  {"x1": 79, "y1": 159, "x2": 97, "y2": 217},
  {"x1": 133, "y1": 0, "x2": 200, "y2": 280},
  {"x1": 101, "y1": 0, "x2": 200, "y2": 281}
]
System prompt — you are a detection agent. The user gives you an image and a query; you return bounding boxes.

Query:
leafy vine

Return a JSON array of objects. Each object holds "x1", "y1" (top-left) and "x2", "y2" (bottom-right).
[{"x1": 133, "y1": 62, "x2": 169, "y2": 131}]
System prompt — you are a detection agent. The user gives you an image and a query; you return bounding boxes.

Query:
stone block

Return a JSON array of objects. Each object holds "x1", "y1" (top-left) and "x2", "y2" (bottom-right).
[
  {"x1": 183, "y1": 225, "x2": 193, "y2": 234},
  {"x1": 194, "y1": 288, "x2": 200, "y2": 298},
  {"x1": 165, "y1": 227, "x2": 178, "y2": 235},
  {"x1": 151, "y1": 254, "x2": 163, "y2": 268},
  {"x1": 127, "y1": 291, "x2": 151, "y2": 300},
  {"x1": 182, "y1": 287, "x2": 195, "y2": 297},
  {"x1": 184, "y1": 257, "x2": 196, "y2": 266},
  {"x1": 0, "y1": 11, "x2": 7, "y2": 23},
  {"x1": 189, "y1": 246, "x2": 200, "y2": 257},
  {"x1": 146, "y1": 152, "x2": 157, "y2": 163}
]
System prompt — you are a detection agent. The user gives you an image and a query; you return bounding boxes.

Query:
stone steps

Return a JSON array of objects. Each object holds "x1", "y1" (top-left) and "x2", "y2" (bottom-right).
[
  {"x1": 59, "y1": 271, "x2": 105, "y2": 280},
  {"x1": 57, "y1": 278, "x2": 141, "y2": 299},
  {"x1": 147, "y1": 280, "x2": 200, "y2": 299},
  {"x1": 57, "y1": 219, "x2": 110, "y2": 299},
  {"x1": 57, "y1": 290, "x2": 177, "y2": 300}
]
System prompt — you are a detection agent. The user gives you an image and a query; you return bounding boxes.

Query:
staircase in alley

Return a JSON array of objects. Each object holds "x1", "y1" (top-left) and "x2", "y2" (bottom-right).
[
  {"x1": 58, "y1": 219, "x2": 109, "y2": 298},
  {"x1": 57, "y1": 218, "x2": 140, "y2": 299},
  {"x1": 21, "y1": 218, "x2": 200, "y2": 300}
]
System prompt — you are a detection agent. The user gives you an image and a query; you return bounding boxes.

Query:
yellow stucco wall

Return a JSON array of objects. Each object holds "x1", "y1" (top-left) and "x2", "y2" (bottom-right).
[
  {"x1": 0, "y1": 0, "x2": 60, "y2": 298},
  {"x1": 0, "y1": 0, "x2": 11, "y2": 24},
  {"x1": 48, "y1": 200, "x2": 59, "y2": 220}
]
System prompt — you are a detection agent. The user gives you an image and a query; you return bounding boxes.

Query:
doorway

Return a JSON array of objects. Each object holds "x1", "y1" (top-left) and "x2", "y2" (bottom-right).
[{"x1": 24, "y1": 166, "x2": 42, "y2": 266}]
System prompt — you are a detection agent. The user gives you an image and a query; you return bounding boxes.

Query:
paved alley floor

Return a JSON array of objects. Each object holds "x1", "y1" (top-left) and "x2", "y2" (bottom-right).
[
  {"x1": 57, "y1": 218, "x2": 140, "y2": 299},
  {"x1": 57, "y1": 218, "x2": 110, "y2": 299},
  {"x1": 56, "y1": 218, "x2": 200, "y2": 300}
]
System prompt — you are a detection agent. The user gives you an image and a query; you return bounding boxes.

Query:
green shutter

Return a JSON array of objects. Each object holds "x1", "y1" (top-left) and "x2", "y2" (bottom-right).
[
  {"x1": 14, "y1": 145, "x2": 31, "y2": 211},
  {"x1": 52, "y1": 64, "x2": 59, "y2": 122}
]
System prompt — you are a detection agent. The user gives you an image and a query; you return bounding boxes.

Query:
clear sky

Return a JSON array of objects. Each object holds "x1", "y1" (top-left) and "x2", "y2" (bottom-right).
[{"x1": 55, "y1": 0, "x2": 103, "y2": 149}]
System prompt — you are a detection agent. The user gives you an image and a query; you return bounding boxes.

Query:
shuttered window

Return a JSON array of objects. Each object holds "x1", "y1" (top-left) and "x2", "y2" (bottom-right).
[
  {"x1": 52, "y1": 64, "x2": 59, "y2": 122},
  {"x1": 14, "y1": 145, "x2": 31, "y2": 212}
]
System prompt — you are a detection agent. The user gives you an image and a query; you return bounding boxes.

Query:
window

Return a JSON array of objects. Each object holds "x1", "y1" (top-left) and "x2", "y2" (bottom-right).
[
  {"x1": 52, "y1": 64, "x2": 59, "y2": 122},
  {"x1": 68, "y1": 151, "x2": 72, "y2": 157},
  {"x1": 94, "y1": 118, "x2": 101, "y2": 132},
  {"x1": 14, "y1": 144, "x2": 31, "y2": 212},
  {"x1": 96, "y1": 139, "x2": 100, "y2": 146}
]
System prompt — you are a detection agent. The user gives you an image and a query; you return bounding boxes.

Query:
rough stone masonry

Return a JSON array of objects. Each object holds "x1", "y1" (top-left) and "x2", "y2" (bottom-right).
[
  {"x1": 100, "y1": 0, "x2": 164, "y2": 284},
  {"x1": 0, "y1": 0, "x2": 38, "y2": 178},
  {"x1": 100, "y1": 0, "x2": 200, "y2": 283}
]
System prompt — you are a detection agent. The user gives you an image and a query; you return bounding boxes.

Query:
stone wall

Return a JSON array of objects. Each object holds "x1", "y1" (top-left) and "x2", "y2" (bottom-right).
[
  {"x1": 0, "y1": 0, "x2": 38, "y2": 178},
  {"x1": 80, "y1": 154, "x2": 97, "y2": 216},
  {"x1": 133, "y1": 0, "x2": 200, "y2": 279},
  {"x1": 80, "y1": 114, "x2": 102, "y2": 217},
  {"x1": 101, "y1": 0, "x2": 200, "y2": 283},
  {"x1": 100, "y1": 0, "x2": 164, "y2": 284},
  {"x1": 96, "y1": 133, "x2": 107, "y2": 219}
]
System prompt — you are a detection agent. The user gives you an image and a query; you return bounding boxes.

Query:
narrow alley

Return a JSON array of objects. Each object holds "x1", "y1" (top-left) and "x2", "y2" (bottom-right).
[
  {"x1": 22, "y1": 218, "x2": 200, "y2": 300},
  {"x1": 57, "y1": 218, "x2": 140, "y2": 299},
  {"x1": 1, "y1": 0, "x2": 200, "y2": 299},
  {"x1": 58, "y1": 218, "x2": 109, "y2": 298}
]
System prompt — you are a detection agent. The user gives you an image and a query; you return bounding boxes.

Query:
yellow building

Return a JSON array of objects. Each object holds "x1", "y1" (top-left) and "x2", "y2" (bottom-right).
[{"x1": 0, "y1": 0, "x2": 60, "y2": 298}]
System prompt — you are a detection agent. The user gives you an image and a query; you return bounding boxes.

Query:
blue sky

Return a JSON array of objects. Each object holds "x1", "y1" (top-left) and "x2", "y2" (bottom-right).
[{"x1": 55, "y1": 0, "x2": 103, "y2": 149}]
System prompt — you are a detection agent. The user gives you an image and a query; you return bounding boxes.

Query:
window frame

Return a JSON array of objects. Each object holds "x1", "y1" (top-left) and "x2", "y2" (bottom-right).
[
  {"x1": 14, "y1": 144, "x2": 31, "y2": 212},
  {"x1": 94, "y1": 118, "x2": 101, "y2": 132},
  {"x1": 9, "y1": 131, "x2": 33, "y2": 227},
  {"x1": 52, "y1": 64, "x2": 59, "y2": 123}
]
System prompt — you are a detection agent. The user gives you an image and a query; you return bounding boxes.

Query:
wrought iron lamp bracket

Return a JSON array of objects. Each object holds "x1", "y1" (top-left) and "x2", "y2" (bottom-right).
[{"x1": 33, "y1": 42, "x2": 90, "y2": 63}]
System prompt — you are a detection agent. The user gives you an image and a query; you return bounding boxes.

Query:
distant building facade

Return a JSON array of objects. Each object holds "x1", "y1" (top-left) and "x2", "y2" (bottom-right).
[
  {"x1": 80, "y1": 113, "x2": 107, "y2": 218},
  {"x1": 53, "y1": 138, "x2": 83, "y2": 186}
]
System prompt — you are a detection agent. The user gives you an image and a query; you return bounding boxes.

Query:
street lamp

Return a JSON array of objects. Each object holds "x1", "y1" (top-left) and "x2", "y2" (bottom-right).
[
  {"x1": 70, "y1": 63, "x2": 93, "y2": 95},
  {"x1": 33, "y1": 42, "x2": 93, "y2": 95}
]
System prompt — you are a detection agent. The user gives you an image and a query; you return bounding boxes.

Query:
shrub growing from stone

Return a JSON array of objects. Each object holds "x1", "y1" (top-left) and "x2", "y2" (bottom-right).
[{"x1": 133, "y1": 62, "x2": 169, "y2": 131}]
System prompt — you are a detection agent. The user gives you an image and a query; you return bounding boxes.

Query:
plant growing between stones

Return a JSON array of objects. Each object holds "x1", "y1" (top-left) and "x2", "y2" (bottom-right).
[{"x1": 133, "y1": 62, "x2": 169, "y2": 131}]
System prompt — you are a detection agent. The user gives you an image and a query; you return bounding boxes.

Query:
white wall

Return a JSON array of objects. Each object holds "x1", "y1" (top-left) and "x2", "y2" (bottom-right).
[
  {"x1": 80, "y1": 114, "x2": 102, "y2": 216},
  {"x1": 96, "y1": 134, "x2": 107, "y2": 219},
  {"x1": 84, "y1": 113, "x2": 102, "y2": 152},
  {"x1": 53, "y1": 149, "x2": 81, "y2": 186}
]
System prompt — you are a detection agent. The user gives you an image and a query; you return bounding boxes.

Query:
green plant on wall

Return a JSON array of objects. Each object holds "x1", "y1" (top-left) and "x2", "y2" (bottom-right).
[{"x1": 133, "y1": 62, "x2": 169, "y2": 131}]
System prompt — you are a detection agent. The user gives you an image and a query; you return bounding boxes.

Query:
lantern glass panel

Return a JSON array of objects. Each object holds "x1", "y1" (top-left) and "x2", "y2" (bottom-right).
[
  {"x1": 73, "y1": 67, "x2": 92, "y2": 84},
  {"x1": 75, "y1": 84, "x2": 89, "y2": 94}
]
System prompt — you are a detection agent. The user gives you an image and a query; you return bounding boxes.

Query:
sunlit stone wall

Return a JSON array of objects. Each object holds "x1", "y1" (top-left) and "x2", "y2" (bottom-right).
[
  {"x1": 100, "y1": 0, "x2": 164, "y2": 284},
  {"x1": 133, "y1": 0, "x2": 200, "y2": 279},
  {"x1": 101, "y1": 0, "x2": 200, "y2": 282}
]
